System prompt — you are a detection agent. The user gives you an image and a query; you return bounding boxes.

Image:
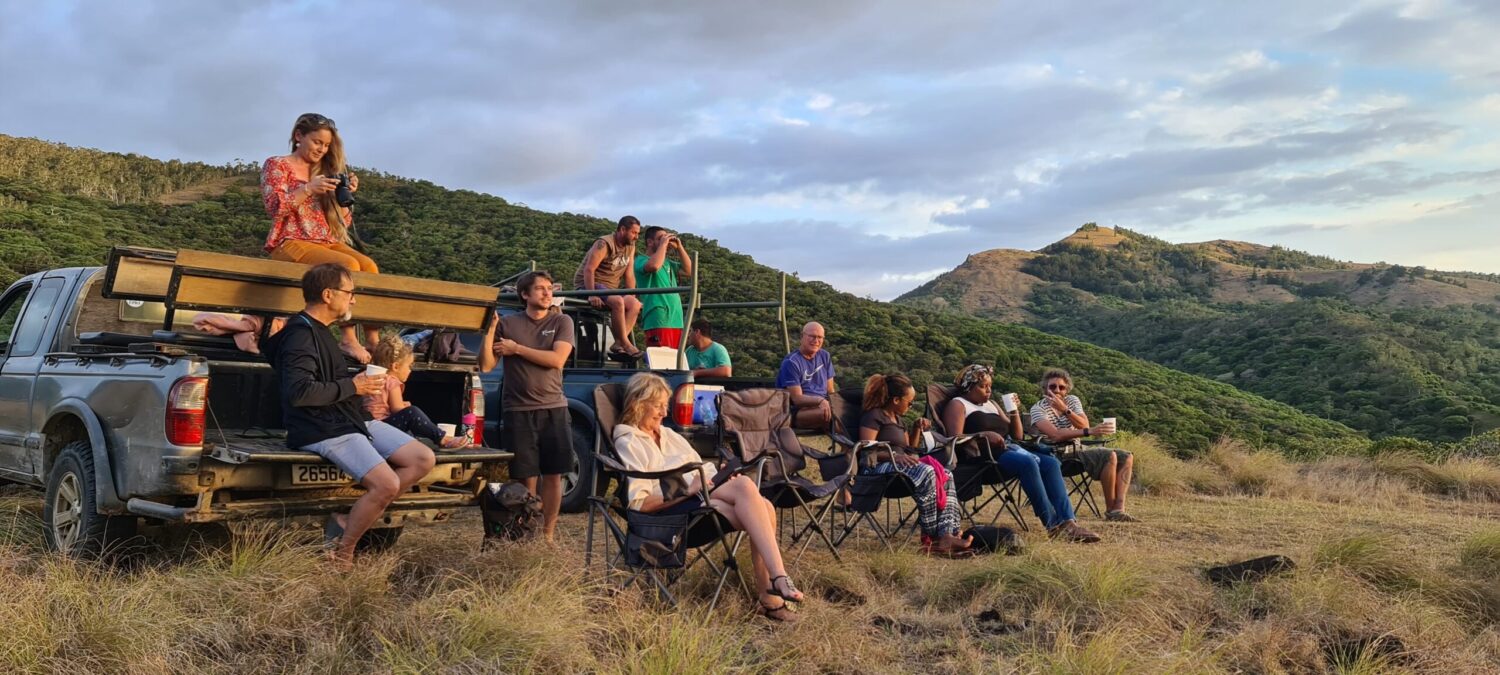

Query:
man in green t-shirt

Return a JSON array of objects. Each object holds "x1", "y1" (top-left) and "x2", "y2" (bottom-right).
[
  {"x1": 685, "y1": 318, "x2": 732, "y2": 378},
  {"x1": 634, "y1": 226, "x2": 694, "y2": 349}
]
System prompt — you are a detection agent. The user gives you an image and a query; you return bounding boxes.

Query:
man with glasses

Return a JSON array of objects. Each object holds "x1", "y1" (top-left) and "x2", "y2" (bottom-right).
[
  {"x1": 264, "y1": 263, "x2": 436, "y2": 567},
  {"x1": 1029, "y1": 368, "x2": 1137, "y2": 522},
  {"x1": 776, "y1": 322, "x2": 835, "y2": 429}
]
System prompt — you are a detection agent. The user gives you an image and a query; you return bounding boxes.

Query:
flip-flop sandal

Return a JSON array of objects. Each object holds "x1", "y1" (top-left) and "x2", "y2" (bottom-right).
[
  {"x1": 767, "y1": 575, "x2": 804, "y2": 604},
  {"x1": 757, "y1": 600, "x2": 799, "y2": 623}
]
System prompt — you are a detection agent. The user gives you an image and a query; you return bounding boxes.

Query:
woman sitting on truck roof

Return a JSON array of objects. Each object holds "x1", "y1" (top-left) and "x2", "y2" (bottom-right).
[
  {"x1": 260, "y1": 112, "x2": 379, "y2": 363},
  {"x1": 614, "y1": 372, "x2": 805, "y2": 622}
]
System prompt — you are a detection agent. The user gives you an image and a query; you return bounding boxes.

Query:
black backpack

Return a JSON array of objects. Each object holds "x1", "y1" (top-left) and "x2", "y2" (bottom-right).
[
  {"x1": 479, "y1": 481, "x2": 542, "y2": 546},
  {"x1": 963, "y1": 525, "x2": 1023, "y2": 555}
]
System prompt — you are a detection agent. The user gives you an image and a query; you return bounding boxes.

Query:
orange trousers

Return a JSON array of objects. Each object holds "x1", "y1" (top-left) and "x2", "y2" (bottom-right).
[{"x1": 269, "y1": 239, "x2": 380, "y2": 274}]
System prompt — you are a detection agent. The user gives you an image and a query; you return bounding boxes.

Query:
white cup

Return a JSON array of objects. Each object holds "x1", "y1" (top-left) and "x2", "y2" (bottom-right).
[
  {"x1": 437, "y1": 423, "x2": 457, "y2": 438},
  {"x1": 1001, "y1": 392, "x2": 1019, "y2": 413},
  {"x1": 1102, "y1": 417, "x2": 1117, "y2": 433},
  {"x1": 364, "y1": 364, "x2": 387, "y2": 377}
]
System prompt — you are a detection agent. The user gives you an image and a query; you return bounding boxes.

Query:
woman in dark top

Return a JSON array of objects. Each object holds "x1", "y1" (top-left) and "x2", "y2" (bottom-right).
[
  {"x1": 858, "y1": 373, "x2": 971, "y2": 555},
  {"x1": 942, "y1": 365, "x2": 1099, "y2": 542}
]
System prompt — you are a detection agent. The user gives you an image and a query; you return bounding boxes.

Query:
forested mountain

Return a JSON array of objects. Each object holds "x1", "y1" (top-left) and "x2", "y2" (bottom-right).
[
  {"x1": 898, "y1": 224, "x2": 1500, "y2": 441},
  {"x1": 0, "y1": 134, "x2": 1365, "y2": 455}
]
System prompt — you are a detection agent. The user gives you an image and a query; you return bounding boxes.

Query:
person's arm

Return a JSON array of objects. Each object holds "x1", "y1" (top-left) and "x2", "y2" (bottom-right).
[
  {"x1": 387, "y1": 380, "x2": 409, "y2": 414},
  {"x1": 1058, "y1": 394, "x2": 1090, "y2": 430},
  {"x1": 783, "y1": 384, "x2": 824, "y2": 408},
  {"x1": 692, "y1": 365, "x2": 732, "y2": 378},
  {"x1": 1033, "y1": 404, "x2": 1094, "y2": 443},
  {"x1": 262, "y1": 159, "x2": 335, "y2": 220},
  {"x1": 478, "y1": 312, "x2": 499, "y2": 373},
  {"x1": 623, "y1": 253, "x2": 637, "y2": 290},
  {"x1": 672, "y1": 237, "x2": 693, "y2": 277},
  {"x1": 496, "y1": 338, "x2": 573, "y2": 369},
  {"x1": 580, "y1": 240, "x2": 606, "y2": 306},
  {"x1": 906, "y1": 418, "x2": 929, "y2": 448},
  {"x1": 280, "y1": 328, "x2": 361, "y2": 407},
  {"x1": 690, "y1": 344, "x2": 731, "y2": 378},
  {"x1": 942, "y1": 399, "x2": 967, "y2": 437},
  {"x1": 640, "y1": 238, "x2": 670, "y2": 274}
]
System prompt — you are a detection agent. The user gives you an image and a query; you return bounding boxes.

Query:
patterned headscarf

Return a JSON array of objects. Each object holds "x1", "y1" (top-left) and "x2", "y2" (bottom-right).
[{"x1": 954, "y1": 364, "x2": 994, "y2": 394}]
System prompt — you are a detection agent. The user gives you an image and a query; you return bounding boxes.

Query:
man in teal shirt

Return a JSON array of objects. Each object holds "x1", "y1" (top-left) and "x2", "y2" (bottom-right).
[
  {"x1": 685, "y1": 318, "x2": 732, "y2": 378},
  {"x1": 634, "y1": 226, "x2": 693, "y2": 349}
]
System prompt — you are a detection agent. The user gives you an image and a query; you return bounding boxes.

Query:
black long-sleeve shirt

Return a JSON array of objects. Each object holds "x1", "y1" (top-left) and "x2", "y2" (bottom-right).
[{"x1": 263, "y1": 312, "x2": 370, "y2": 448}]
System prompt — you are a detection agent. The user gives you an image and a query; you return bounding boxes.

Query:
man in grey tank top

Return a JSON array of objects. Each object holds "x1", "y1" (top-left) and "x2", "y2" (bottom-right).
[{"x1": 574, "y1": 215, "x2": 642, "y2": 358}]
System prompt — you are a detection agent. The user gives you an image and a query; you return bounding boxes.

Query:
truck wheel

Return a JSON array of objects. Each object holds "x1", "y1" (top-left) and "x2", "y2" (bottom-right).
[
  {"x1": 43, "y1": 440, "x2": 135, "y2": 557},
  {"x1": 356, "y1": 526, "x2": 402, "y2": 553},
  {"x1": 560, "y1": 419, "x2": 597, "y2": 514}
]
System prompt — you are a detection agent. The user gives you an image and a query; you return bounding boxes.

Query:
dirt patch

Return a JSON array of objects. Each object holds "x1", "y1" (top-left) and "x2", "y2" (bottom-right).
[{"x1": 155, "y1": 176, "x2": 254, "y2": 205}]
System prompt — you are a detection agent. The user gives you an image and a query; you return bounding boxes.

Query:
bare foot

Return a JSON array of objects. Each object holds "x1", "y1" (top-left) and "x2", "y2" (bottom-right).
[
  {"x1": 340, "y1": 341, "x2": 372, "y2": 364},
  {"x1": 441, "y1": 435, "x2": 469, "y2": 449}
]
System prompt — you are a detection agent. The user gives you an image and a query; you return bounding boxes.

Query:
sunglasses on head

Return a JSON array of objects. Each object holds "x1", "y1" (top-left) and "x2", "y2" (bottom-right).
[{"x1": 300, "y1": 113, "x2": 336, "y2": 129}]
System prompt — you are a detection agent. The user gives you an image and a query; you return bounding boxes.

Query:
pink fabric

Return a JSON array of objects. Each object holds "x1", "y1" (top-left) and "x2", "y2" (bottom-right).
[{"x1": 918, "y1": 455, "x2": 948, "y2": 511}]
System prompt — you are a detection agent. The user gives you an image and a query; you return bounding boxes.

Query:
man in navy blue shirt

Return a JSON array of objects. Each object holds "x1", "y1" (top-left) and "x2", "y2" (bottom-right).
[{"x1": 776, "y1": 321, "x2": 835, "y2": 429}]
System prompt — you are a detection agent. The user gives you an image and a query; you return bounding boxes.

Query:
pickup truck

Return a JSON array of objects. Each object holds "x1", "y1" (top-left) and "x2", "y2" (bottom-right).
[
  {"x1": 0, "y1": 247, "x2": 510, "y2": 556},
  {"x1": 457, "y1": 261, "x2": 790, "y2": 512}
]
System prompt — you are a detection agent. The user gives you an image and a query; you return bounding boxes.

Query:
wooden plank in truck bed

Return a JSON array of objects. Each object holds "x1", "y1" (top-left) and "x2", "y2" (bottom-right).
[{"x1": 103, "y1": 246, "x2": 499, "y2": 331}]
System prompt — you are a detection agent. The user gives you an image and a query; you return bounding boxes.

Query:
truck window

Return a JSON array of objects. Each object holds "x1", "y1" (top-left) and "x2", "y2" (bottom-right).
[
  {"x1": 9, "y1": 278, "x2": 65, "y2": 357},
  {"x1": 0, "y1": 283, "x2": 32, "y2": 349}
]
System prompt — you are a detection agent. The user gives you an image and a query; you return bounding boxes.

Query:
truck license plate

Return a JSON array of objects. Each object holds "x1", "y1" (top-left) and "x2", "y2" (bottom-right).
[{"x1": 291, "y1": 464, "x2": 352, "y2": 485}]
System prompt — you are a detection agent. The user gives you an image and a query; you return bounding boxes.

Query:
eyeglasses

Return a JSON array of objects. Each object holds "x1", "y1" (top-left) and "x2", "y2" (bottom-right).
[
  {"x1": 300, "y1": 113, "x2": 336, "y2": 129},
  {"x1": 804, "y1": 334, "x2": 826, "y2": 341},
  {"x1": 328, "y1": 287, "x2": 356, "y2": 297}
]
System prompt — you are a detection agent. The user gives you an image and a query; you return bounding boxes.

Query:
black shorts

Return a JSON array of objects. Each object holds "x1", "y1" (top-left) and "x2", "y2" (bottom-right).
[{"x1": 502, "y1": 407, "x2": 574, "y2": 479}]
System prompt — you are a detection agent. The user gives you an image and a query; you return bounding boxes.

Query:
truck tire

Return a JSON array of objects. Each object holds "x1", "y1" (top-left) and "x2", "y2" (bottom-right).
[
  {"x1": 43, "y1": 440, "x2": 136, "y2": 557},
  {"x1": 560, "y1": 419, "x2": 597, "y2": 514},
  {"x1": 356, "y1": 526, "x2": 402, "y2": 553}
]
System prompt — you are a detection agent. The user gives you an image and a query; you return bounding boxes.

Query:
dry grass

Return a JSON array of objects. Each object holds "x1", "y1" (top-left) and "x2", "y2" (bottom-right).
[{"x1": 3, "y1": 446, "x2": 1500, "y2": 674}]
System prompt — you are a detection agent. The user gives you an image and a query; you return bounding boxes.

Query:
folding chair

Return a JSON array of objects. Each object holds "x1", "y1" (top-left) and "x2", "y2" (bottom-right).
[
  {"x1": 584, "y1": 384, "x2": 752, "y2": 609},
  {"x1": 825, "y1": 387, "x2": 914, "y2": 550},
  {"x1": 1021, "y1": 416, "x2": 1105, "y2": 519},
  {"x1": 925, "y1": 384, "x2": 1029, "y2": 530},
  {"x1": 717, "y1": 388, "x2": 852, "y2": 561}
]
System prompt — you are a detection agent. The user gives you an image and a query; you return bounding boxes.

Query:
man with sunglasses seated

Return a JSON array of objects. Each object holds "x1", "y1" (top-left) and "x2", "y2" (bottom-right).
[{"x1": 1028, "y1": 368, "x2": 1137, "y2": 522}]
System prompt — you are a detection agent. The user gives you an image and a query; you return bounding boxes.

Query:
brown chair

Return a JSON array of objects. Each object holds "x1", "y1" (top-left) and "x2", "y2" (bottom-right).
[
  {"x1": 925, "y1": 384, "x2": 1028, "y2": 530},
  {"x1": 585, "y1": 383, "x2": 750, "y2": 609},
  {"x1": 717, "y1": 388, "x2": 852, "y2": 561}
]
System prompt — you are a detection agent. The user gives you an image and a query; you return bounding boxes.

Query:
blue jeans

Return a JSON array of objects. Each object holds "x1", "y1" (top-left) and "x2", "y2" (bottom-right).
[{"x1": 996, "y1": 444, "x2": 1074, "y2": 530}]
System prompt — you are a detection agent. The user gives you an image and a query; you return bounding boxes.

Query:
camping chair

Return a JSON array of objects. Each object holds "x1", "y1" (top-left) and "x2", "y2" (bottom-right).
[
  {"x1": 925, "y1": 384, "x2": 1029, "y2": 531},
  {"x1": 717, "y1": 388, "x2": 852, "y2": 561},
  {"x1": 826, "y1": 386, "x2": 939, "y2": 550},
  {"x1": 584, "y1": 384, "x2": 752, "y2": 609},
  {"x1": 1021, "y1": 415, "x2": 1105, "y2": 519}
]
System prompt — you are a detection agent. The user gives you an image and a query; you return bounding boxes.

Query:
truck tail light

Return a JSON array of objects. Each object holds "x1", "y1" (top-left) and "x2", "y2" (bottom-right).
[
  {"x1": 167, "y1": 376, "x2": 208, "y2": 446},
  {"x1": 467, "y1": 385, "x2": 485, "y2": 446},
  {"x1": 672, "y1": 383, "x2": 695, "y2": 426}
]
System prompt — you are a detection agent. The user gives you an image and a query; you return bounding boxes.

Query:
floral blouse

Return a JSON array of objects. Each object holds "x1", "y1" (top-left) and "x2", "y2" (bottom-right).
[{"x1": 260, "y1": 156, "x2": 350, "y2": 252}]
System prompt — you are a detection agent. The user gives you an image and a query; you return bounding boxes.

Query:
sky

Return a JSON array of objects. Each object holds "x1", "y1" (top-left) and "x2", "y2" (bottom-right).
[{"x1": 2, "y1": 1, "x2": 1497, "y2": 299}]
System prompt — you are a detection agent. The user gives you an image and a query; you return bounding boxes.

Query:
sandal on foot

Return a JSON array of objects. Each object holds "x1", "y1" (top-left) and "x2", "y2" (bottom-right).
[
  {"x1": 767, "y1": 575, "x2": 804, "y2": 603},
  {"x1": 1105, "y1": 510, "x2": 1140, "y2": 523},
  {"x1": 758, "y1": 600, "x2": 799, "y2": 623}
]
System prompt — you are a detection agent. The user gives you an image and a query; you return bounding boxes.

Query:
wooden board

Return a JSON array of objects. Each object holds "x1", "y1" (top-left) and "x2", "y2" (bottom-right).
[{"x1": 104, "y1": 246, "x2": 499, "y2": 331}]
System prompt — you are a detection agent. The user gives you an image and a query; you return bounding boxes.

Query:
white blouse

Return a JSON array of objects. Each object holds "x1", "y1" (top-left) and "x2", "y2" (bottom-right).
[{"x1": 612, "y1": 423, "x2": 717, "y2": 510}]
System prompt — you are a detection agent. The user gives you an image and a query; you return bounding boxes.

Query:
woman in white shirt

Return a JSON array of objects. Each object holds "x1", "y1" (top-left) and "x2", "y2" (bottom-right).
[{"x1": 613, "y1": 373, "x2": 804, "y2": 622}]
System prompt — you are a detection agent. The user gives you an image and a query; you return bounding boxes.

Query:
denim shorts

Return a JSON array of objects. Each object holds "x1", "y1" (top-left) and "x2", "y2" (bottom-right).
[{"x1": 301, "y1": 420, "x2": 416, "y2": 481}]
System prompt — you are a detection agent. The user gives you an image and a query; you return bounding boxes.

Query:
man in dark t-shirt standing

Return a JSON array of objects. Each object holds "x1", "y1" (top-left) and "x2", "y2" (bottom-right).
[{"x1": 480, "y1": 270, "x2": 576, "y2": 542}]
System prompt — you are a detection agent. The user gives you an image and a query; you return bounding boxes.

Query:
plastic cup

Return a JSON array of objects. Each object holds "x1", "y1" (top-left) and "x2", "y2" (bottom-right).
[
  {"x1": 1001, "y1": 393, "x2": 1019, "y2": 413},
  {"x1": 437, "y1": 423, "x2": 457, "y2": 438},
  {"x1": 1102, "y1": 417, "x2": 1117, "y2": 433},
  {"x1": 364, "y1": 364, "x2": 387, "y2": 377}
]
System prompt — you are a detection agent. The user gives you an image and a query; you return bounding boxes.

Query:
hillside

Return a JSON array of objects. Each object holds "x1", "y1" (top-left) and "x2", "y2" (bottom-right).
[
  {"x1": 897, "y1": 224, "x2": 1500, "y2": 441},
  {"x1": 0, "y1": 135, "x2": 1365, "y2": 455}
]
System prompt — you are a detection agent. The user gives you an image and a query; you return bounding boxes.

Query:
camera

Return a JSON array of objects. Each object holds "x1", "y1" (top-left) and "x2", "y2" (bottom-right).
[{"x1": 334, "y1": 173, "x2": 355, "y2": 208}]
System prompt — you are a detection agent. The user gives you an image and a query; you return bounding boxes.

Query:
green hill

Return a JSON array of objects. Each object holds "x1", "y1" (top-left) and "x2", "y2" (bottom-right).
[
  {"x1": 898, "y1": 224, "x2": 1500, "y2": 442},
  {"x1": 0, "y1": 134, "x2": 1365, "y2": 455}
]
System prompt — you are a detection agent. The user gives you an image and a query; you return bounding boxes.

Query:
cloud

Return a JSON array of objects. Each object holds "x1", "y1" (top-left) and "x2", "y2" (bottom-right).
[{"x1": 0, "y1": 0, "x2": 1495, "y2": 296}]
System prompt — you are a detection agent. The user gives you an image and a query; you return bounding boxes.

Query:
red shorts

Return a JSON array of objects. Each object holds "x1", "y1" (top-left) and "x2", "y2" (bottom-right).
[{"x1": 645, "y1": 328, "x2": 683, "y2": 349}]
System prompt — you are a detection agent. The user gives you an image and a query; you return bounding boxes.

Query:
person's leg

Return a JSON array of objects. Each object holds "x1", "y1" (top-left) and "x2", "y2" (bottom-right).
[
  {"x1": 367, "y1": 420, "x2": 435, "y2": 493},
  {"x1": 1034, "y1": 451, "x2": 1077, "y2": 529},
  {"x1": 1095, "y1": 451, "x2": 1118, "y2": 510},
  {"x1": 338, "y1": 462, "x2": 401, "y2": 562},
  {"x1": 709, "y1": 476, "x2": 798, "y2": 602},
  {"x1": 996, "y1": 448, "x2": 1057, "y2": 529},
  {"x1": 622, "y1": 295, "x2": 641, "y2": 342},
  {"x1": 386, "y1": 406, "x2": 445, "y2": 445},
  {"x1": 535, "y1": 408, "x2": 575, "y2": 541},
  {"x1": 1111, "y1": 451, "x2": 1134, "y2": 513},
  {"x1": 327, "y1": 242, "x2": 379, "y2": 274},
  {"x1": 604, "y1": 295, "x2": 639, "y2": 354}
]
